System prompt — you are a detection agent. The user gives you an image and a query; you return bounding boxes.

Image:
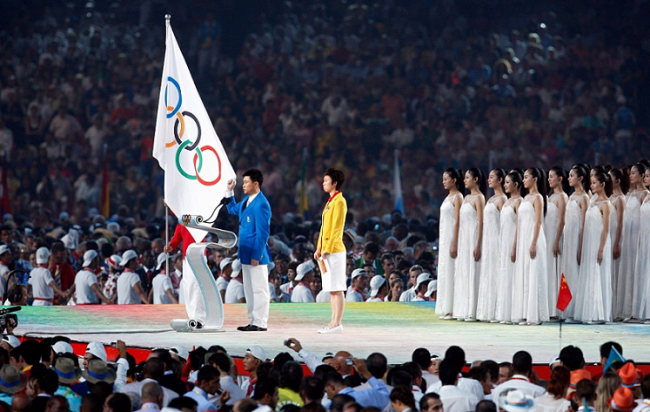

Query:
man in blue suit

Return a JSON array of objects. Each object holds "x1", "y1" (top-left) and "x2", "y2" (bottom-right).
[{"x1": 225, "y1": 169, "x2": 272, "y2": 331}]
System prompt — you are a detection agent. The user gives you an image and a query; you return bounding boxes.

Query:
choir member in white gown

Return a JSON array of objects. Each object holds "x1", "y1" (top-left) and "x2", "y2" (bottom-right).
[
  {"x1": 575, "y1": 171, "x2": 613, "y2": 323},
  {"x1": 436, "y1": 168, "x2": 464, "y2": 319},
  {"x1": 495, "y1": 170, "x2": 524, "y2": 324},
  {"x1": 477, "y1": 169, "x2": 507, "y2": 321},
  {"x1": 561, "y1": 165, "x2": 590, "y2": 322},
  {"x1": 616, "y1": 163, "x2": 648, "y2": 321},
  {"x1": 453, "y1": 168, "x2": 486, "y2": 322},
  {"x1": 632, "y1": 166, "x2": 650, "y2": 321},
  {"x1": 513, "y1": 168, "x2": 550, "y2": 325},
  {"x1": 545, "y1": 167, "x2": 569, "y2": 319},
  {"x1": 608, "y1": 167, "x2": 628, "y2": 317}
]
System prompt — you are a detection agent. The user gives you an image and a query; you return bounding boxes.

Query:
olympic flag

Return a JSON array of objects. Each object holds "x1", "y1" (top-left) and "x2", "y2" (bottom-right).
[{"x1": 153, "y1": 16, "x2": 236, "y2": 243}]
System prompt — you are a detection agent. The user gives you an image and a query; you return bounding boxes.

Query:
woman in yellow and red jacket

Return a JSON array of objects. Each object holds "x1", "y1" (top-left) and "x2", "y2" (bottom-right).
[{"x1": 314, "y1": 168, "x2": 348, "y2": 334}]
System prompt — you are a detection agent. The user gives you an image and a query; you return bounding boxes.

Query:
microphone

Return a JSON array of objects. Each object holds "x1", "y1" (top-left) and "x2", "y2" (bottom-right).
[{"x1": 0, "y1": 306, "x2": 21, "y2": 316}]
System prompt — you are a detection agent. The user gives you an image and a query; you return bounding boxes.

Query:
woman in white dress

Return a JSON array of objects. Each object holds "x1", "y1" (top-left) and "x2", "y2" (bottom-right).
[
  {"x1": 453, "y1": 168, "x2": 486, "y2": 322},
  {"x1": 436, "y1": 168, "x2": 464, "y2": 320},
  {"x1": 575, "y1": 171, "x2": 613, "y2": 324},
  {"x1": 495, "y1": 170, "x2": 524, "y2": 324},
  {"x1": 477, "y1": 168, "x2": 507, "y2": 322},
  {"x1": 616, "y1": 163, "x2": 648, "y2": 321},
  {"x1": 561, "y1": 165, "x2": 590, "y2": 322},
  {"x1": 514, "y1": 168, "x2": 549, "y2": 325},
  {"x1": 632, "y1": 166, "x2": 650, "y2": 322},
  {"x1": 545, "y1": 166, "x2": 569, "y2": 319},
  {"x1": 608, "y1": 167, "x2": 628, "y2": 317}
]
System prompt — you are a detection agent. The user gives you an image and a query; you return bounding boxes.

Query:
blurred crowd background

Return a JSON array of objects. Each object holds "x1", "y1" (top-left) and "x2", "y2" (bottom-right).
[{"x1": 1, "y1": 0, "x2": 650, "y2": 239}]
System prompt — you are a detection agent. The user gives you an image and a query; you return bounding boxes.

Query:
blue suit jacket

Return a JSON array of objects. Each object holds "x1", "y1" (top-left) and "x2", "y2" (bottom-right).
[{"x1": 226, "y1": 192, "x2": 272, "y2": 265}]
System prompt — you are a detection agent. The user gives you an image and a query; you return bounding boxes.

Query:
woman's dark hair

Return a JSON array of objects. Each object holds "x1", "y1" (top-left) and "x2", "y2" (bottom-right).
[
  {"x1": 593, "y1": 172, "x2": 613, "y2": 197},
  {"x1": 592, "y1": 165, "x2": 607, "y2": 175},
  {"x1": 491, "y1": 168, "x2": 506, "y2": 194},
  {"x1": 609, "y1": 167, "x2": 630, "y2": 194},
  {"x1": 444, "y1": 168, "x2": 465, "y2": 192},
  {"x1": 389, "y1": 385, "x2": 417, "y2": 410},
  {"x1": 506, "y1": 170, "x2": 527, "y2": 197},
  {"x1": 547, "y1": 365, "x2": 571, "y2": 400},
  {"x1": 467, "y1": 167, "x2": 488, "y2": 197},
  {"x1": 632, "y1": 163, "x2": 648, "y2": 188},
  {"x1": 526, "y1": 168, "x2": 547, "y2": 216},
  {"x1": 571, "y1": 164, "x2": 590, "y2": 193},
  {"x1": 324, "y1": 168, "x2": 346, "y2": 190},
  {"x1": 549, "y1": 166, "x2": 570, "y2": 194},
  {"x1": 279, "y1": 361, "x2": 303, "y2": 393}
]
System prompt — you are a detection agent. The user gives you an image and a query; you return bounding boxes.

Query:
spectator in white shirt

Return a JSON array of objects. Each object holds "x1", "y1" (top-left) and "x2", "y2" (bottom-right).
[
  {"x1": 436, "y1": 358, "x2": 479, "y2": 412},
  {"x1": 225, "y1": 260, "x2": 245, "y2": 304},
  {"x1": 411, "y1": 273, "x2": 433, "y2": 302},
  {"x1": 116, "y1": 250, "x2": 149, "y2": 304},
  {"x1": 399, "y1": 266, "x2": 424, "y2": 302},
  {"x1": 291, "y1": 261, "x2": 316, "y2": 303},
  {"x1": 427, "y1": 346, "x2": 484, "y2": 401},
  {"x1": 149, "y1": 253, "x2": 178, "y2": 304},
  {"x1": 71, "y1": 250, "x2": 113, "y2": 305},
  {"x1": 323, "y1": 359, "x2": 390, "y2": 409},
  {"x1": 390, "y1": 385, "x2": 418, "y2": 412},
  {"x1": 366, "y1": 275, "x2": 388, "y2": 302},
  {"x1": 206, "y1": 352, "x2": 245, "y2": 406},
  {"x1": 29, "y1": 247, "x2": 67, "y2": 306},
  {"x1": 412, "y1": 348, "x2": 440, "y2": 388},
  {"x1": 216, "y1": 258, "x2": 233, "y2": 302},
  {"x1": 492, "y1": 351, "x2": 545, "y2": 401},
  {"x1": 346, "y1": 269, "x2": 368, "y2": 302}
]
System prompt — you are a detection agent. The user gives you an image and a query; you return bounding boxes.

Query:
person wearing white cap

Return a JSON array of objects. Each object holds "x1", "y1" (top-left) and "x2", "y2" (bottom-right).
[
  {"x1": 83, "y1": 341, "x2": 108, "y2": 369},
  {"x1": 0, "y1": 335, "x2": 20, "y2": 351},
  {"x1": 291, "y1": 261, "x2": 316, "y2": 303},
  {"x1": 345, "y1": 269, "x2": 368, "y2": 303},
  {"x1": 367, "y1": 275, "x2": 389, "y2": 302},
  {"x1": 102, "y1": 254, "x2": 122, "y2": 301},
  {"x1": 0, "y1": 245, "x2": 12, "y2": 298},
  {"x1": 425, "y1": 280, "x2": 438, "y2": 301},
  {"x1": 216, "y1": 258, "x2": 233, "y2": 302},
  {"x1": 225, "y1": 260, "x2": 246, "y2": 304},
  {"x1": 150, "y1": 253, "x2": 178, "y2": 304},
  {"x1": 241, "y1": 345, "x2": 267, "y2": 397},
  {"x1": 28, "y1": 247, "x2": 68, "y2": 305},
  {"x1": 71, "y1": 250, "x2": 113, "y2": 305},
  {"x1": 412, "y1": 273, "x2": 433, "y2": 301},
  {"x1": 116, "y1": 250, "x2": 149, "y2": 304},
  {"x1": 314, "y1": 168, "x2": 348, "y2": 334}
]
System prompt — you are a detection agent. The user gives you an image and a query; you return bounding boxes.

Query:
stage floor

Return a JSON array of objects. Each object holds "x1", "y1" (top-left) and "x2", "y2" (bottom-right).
[{"x1": 13, "y1": 303, "x2": 650, "y2": 364}]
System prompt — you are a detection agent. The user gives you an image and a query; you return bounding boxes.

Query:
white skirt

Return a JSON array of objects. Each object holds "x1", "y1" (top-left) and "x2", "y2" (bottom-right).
[{"x1": 321, "y1": 252, "x2": 347, "y2": 292}]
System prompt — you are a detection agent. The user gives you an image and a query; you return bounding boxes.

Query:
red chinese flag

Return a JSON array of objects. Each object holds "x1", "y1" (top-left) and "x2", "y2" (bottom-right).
[{"x1": 557, "y1": 273, "x2": 573, "y2": 312}]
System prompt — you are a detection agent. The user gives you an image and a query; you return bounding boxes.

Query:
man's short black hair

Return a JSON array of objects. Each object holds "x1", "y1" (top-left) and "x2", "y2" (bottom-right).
[
  {"x1": 412, "y1": 348, "x2": 432, "y2": 370},
  {"x1": 476, "y1": 400, "x2": 497, "y2": 412},
  {"x1": 253, "y1": 377, "x2": 278, "y2": 401},
  {"x1": 324, "y1": 168, "x2": 345, "y2": 190},
  {"x1": 364, "y1": 242, "x2": 380, "y2": 255},
  {"x1": 575, "y1": 379, "x2": 596, "y2": 402},
  {"x1": 243, "y1": 169, "x2": 264, "y2": 188},
  {"x1": 559, "y1": 345, "x2": 585, "y2": 371},
  {"x1": 330, "y1": 394, "x2": 355, "y2": 412},
  {"x1": 150, "y1": 348, "x2": 173, "y2": 370},
  {"x1": 208, "y1": 352, "x2": 231, "y2": 373},
  {"x1": 37, "y1": 369, "x2": 60, "y2": 394},
  {"x1": 81, "y1": 393, "x2": 103, "y2": 412},
  {"x1": 599, "y1": 342, "x2": 623, "y2": 360},
  {"x1": 169, "y1": 396, "x2": 199, "y2": 410},
  {"x1": 19, "y1": 340, "x2": 41, "y2": 366},
  {"x1": 512, "y1": 351, "x2": 533, "y2": 375},
  {"x1": 481, "y1": 360, "x2": 499, "y2": 383},
  {"x1": 106, "y1": 393, "x2": 132, "y2": 411},
  {"x1": 641, "y1": 374, "x2": 650, "y2": 399},
  {"x1": 300, "y1": 376, "x2": 325, "y2": 402},
  {"x1": 444, "y1": 346, "x2": 466, "y2": 372},
  {"x1": 197, "y1": 365, "x2": 220, "y2": 384},
  {"x1": 439, "y1": 359, "x2": 458, "y2": 386},
  {"x1": 401, "y1": 362, "x2": 423, "y2": 381},
  {"x1": 367, "y1": 353, "x2": 388, "y2": 379},
  {"x1": 420, "y1": 393, "x2": 441, "y2": 411},
  {"x1": 390, "y1": 370, "x2": 414, "y2": 388},
  {"x1": 280, "y1": 361, "x2": 303, "y2": 393},
  {"x1": 322, "y1": 371, "x2": 344, "y2": 386},
  {"x1": 469, "y1": 365, "x2": 488, "y2": 382}
]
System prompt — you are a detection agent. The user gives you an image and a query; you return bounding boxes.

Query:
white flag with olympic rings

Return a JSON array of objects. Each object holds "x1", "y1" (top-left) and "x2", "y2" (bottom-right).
[{"x1": 153, "y1": 18, "x2": 236, "y2": 243}]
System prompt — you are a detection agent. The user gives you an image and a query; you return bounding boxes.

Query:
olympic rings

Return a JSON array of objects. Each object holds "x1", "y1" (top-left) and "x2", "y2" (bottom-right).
[
  {"x1": 193, "y1": 146, "x2": 222, "y2": 186},
  {"x1": 175, "y1": 140, "x2": 203, "y2": 180},
  {"x1": 174, "y1": 111, "x2": 201, "y2": 151},
  {"x1": 165, "y1": 77, "x2": 182, "y2": 118}
]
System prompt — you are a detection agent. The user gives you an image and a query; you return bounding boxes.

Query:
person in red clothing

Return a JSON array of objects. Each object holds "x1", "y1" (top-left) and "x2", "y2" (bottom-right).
[
  {"x1": 164, "y1": 222, "x2": 206, "y2": 322},
  {"x1": 49, "y1": 242, "x2": 76, "y2": 305}
]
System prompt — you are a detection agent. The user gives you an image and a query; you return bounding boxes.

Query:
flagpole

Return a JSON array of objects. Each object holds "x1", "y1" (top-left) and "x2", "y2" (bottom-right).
[{"x1": 165, "y1": 202, "x2": 169, "y2": 276}]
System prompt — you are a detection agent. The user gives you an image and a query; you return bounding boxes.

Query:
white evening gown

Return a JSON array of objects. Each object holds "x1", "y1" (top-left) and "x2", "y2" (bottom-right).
[
  {"x1": 453, "y1": 201, "x2": 481, "y2": 319},
  {"x1": 435, "y1": 193, "x2": 461, "y2": 316},
  {"x1": 495, "y1": 204, "x2": 517, "y2": 322},
  {"x1": 561, "y1": 198, "x2": 582, "y2": 318},
  {"x1": 615, "y1": 194, "x2": 641, "y2": 319},
  {"x1": 609, "y1": 195, "x2": 622, "y2": 315},
  {"x1": 515, "y1": 199, "x2": 550, "y2": 324},
  {"x1": 476, "y1": 201, "x2": 502, "y2": 321},
  {"x1": 575, "y1": 202, "x2": 612, "y2": 323},
  {"x1": 544, "y1": 201, "x2": 561, "y2": 318},
  {"x1": 633, "y1": 199, "x2": 650, "y2": 319}
]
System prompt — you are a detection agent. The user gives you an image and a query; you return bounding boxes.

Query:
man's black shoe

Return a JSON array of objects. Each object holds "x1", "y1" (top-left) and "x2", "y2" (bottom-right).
[
  {"x1": 240, "y1": 324, "x2": 267, "y2": 331},
  {"x1": 237, "y1": 324, "x2": 252, "y2": 331}
]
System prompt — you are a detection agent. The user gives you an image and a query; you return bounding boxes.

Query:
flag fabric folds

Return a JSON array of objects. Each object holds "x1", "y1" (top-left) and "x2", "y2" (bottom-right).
[
  {"x1": 556, "y1": 273, "x2": 573, "y2": 312},
  {"x1": 153, "y1": 17, "x2": 236, "y2": 243}
]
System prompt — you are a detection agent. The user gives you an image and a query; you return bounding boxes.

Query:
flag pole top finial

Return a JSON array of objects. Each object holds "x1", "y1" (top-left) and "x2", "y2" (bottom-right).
[{"x1": 165, "y1": 14, "x2": 171, "y2": 21}]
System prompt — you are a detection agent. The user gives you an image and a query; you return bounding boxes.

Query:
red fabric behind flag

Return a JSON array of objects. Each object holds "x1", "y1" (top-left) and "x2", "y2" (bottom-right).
[{"x1": 557, "y1": 273, "x2": 573, "y2": 311}]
